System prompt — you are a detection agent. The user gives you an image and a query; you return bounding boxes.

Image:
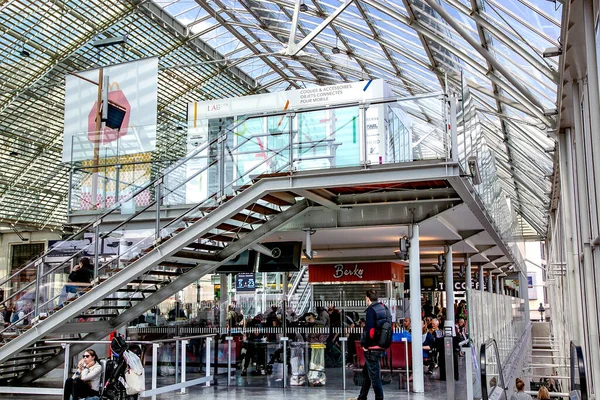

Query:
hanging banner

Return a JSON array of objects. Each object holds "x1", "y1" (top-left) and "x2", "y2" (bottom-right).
[{"x1": 63, "y1": 57, "x2": 158, "y2": 162}]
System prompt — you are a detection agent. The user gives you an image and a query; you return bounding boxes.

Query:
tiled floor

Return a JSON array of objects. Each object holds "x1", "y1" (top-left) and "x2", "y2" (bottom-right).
[{"x1": 1, "y1": 360, "x2": 469, "y2": 400}]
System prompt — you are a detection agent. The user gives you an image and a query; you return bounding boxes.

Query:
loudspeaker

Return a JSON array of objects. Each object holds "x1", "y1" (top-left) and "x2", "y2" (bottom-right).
[
  {"x1": 258, "y1": 242, "x2": 302, "y2": 272},
  {"x1": 216, "y1": 250, "x2": 256, "y2": 274}
]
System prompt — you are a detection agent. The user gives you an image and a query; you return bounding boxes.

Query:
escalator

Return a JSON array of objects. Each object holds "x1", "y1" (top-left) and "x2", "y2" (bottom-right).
[
  {"x1": 570, "y1": 342, "x2": 587, "y2": 400},
  {"x1": 481, "y1": 339, "x2": 589, "y2": 400},
  {"x1": 480, "y1": 339, "x2": 509, "y2": 400}
]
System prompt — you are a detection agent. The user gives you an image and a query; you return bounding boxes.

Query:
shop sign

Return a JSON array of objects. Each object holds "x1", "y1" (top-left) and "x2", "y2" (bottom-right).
[
  {"x1": 309, "y1": 262, "x2": 404, "y2": 283},
  {"x1": 333, "y1": 264, "x2": 364, "y2": 279}
]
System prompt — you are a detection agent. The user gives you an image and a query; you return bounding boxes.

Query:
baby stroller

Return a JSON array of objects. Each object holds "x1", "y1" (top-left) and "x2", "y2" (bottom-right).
[{"x1": 102, "y1": 336, "x2": 145, "y2": 400}]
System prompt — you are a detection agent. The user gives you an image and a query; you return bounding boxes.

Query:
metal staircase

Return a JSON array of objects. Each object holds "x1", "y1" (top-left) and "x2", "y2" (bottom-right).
[
  {"x1": 0, "y1": 96, "x2": 464, "y2": 385},
  {"x1": 0, "y1": 115, "x2": 318, "y2": 384},
  {"x1": 287, "y1": 265, "x2": 311, "y2": 316},
  {"x1": 1, "y1": 182, "x2": 309, "y2": 384}
]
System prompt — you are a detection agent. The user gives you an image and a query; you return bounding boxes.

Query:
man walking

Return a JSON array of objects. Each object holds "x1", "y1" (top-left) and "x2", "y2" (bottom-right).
[{"x1": 349, "y1": 289, "x2": 390, "y2": 400}]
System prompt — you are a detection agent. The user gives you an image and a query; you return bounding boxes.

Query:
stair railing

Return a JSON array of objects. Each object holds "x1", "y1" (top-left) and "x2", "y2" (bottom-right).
[
  {"x1": 480, "y1": 339, "x2": 509, "y2": 400},
  {"x1": 287, "y1": 265, "x2": 308, "y2": 302}
]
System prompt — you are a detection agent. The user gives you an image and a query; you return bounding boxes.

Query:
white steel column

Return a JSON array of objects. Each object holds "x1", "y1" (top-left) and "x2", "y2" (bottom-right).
[
  {"x1": 409, "y1": 224, "x2": 424, "y2": 393},
  {"x1": 583, "y1": 0, "x2": 600, "y2": 219},
  {"x1": 495, "y1": 276, "x2": 500, "y2": 295},
  {"x1": 572, "y1": 79, "x2": 600, "y2": 392},
  {"x1": 466, "y1": 257, "x2": 472, "y2": 293},
  {"x1": 220, "y1": 274, "x2": 228, "y2": 329},
  {"x1": 488, "y1": 271, "x2": 493, "y2": 294},
  {"x1": 558, "y1": 130, "x2": 585, "y2": 343},
  {"x1": 445, "y1": 246, "x2": 455, "y2": 324},
  {"x1": 444, "y1": 246, "x2": 456, "y2": 397},
  {"x1": 479, "y1": 265, "x2": 484, "y2": 291}
]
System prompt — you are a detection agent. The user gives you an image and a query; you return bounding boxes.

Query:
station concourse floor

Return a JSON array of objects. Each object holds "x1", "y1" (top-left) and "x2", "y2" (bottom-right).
[{"x1": 1, "y1": 358, "x2": 468, "y2": 400}]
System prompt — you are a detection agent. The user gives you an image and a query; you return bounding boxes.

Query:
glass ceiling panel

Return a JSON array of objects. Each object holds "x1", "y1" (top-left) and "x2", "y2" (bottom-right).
[{"x1": 0, "y1": 0, "x2": 561, "y2": 236}]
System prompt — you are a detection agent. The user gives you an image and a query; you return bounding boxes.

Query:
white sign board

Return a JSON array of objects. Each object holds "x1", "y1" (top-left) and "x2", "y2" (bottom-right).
[
  {"x1": 188, "y1": 79, "x2": 386, "y2": 126},
  {"x1": 63, "y1": 57, "x2": 158, "y2": 162}
]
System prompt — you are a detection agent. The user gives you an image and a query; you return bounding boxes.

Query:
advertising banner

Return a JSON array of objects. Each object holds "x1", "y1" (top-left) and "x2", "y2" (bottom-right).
[
  {"x1": 63, "y1": 57, "x2": 158, "y2": 162},
  {"x1": 188, "y1": 80, "x2": 385, "y2": 122}
]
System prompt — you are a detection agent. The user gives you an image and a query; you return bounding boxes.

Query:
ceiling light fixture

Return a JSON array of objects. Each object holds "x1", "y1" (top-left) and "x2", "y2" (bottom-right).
[
  {"x1": 299, "y1": 1, "x2": 308, "y2": 12},
  {"x1": 332, "y1": 46, "x2": 340, "y2": 54}
]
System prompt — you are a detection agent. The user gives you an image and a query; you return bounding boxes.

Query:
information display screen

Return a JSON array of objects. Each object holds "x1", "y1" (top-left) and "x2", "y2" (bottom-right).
[{"x1": 236, "y1": 273, "x2": 256, "y2": 292}]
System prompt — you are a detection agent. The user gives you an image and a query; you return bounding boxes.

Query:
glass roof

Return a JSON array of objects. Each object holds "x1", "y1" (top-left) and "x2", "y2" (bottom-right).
[{"x1": 0, "y1": 0, "x2": 559, "y2": 236}]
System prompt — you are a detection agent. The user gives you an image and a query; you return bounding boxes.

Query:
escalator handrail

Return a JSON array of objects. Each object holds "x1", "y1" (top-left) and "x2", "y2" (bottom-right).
[
  {"x1": 480, "y1": 339, "x2": 508, "y2": 400},
  {"x1": 570, "y1": 341, "x2": 588, "y2": 400}
]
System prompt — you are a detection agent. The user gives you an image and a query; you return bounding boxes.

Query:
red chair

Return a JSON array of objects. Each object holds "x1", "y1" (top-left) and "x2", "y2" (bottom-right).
[{"x1": 388, "y1": 341, "x2": 412, "y2": 389}]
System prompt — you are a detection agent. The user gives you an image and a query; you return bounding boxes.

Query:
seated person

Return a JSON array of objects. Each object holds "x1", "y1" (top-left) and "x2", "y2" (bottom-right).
[
  {"x1": 60, "y1": 257, "x2": 93, "y2": 305},
  {"x1": 392, "y1": 317, "x2": 412, "y2": 342},
  {"x1": 63, "y1": 349, "x2": 102, "y2": 400},
  {"x1": 422, "y1": 321, "x2": 435, "y2": 374}
]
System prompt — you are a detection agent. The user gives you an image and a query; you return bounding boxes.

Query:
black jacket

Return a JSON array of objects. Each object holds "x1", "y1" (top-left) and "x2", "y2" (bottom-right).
[
  {"x1": 68, "y1": 267, "x2": 93, "y2": 283},
  {"x1": 360, "y1": 302, "x2": 388, "y2": 348}
]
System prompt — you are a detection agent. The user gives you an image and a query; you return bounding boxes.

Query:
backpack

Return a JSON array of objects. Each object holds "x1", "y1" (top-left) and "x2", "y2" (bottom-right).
[{"x1": 376, "y1": 303, "x2": 393, "y2": 349}]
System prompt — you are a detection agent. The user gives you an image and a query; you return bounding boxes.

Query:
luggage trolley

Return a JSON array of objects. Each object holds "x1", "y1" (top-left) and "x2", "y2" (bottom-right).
[{"x1": 307, "y1": 343, "x2": 326, "y2": 386}]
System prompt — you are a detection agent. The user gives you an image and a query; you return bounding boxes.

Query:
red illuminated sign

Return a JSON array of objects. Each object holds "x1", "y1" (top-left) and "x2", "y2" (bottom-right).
[{"x1": 309, "y1": 262, "x2": 404, "y2": 283}]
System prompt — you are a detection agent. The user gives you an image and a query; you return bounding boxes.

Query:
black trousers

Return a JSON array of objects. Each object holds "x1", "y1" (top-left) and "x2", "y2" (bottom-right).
[{"x1": 64, "y1": 377, "x2": 99, "y2": 400}]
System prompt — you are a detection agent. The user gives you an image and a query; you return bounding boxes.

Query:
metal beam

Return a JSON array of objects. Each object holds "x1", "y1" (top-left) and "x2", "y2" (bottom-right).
[
  {"x1": 421, "y1": 0, "x2": 546, "y2": 112},
  {"x1": 293, "y1": 189, "x2": 340, "y2": 209},
  {"x1": 285, "y1": 0, "x2": 355, "y2": 56}
]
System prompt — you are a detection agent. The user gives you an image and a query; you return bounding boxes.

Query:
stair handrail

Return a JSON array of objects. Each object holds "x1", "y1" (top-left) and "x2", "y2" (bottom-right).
[
  {"x1": 295, "y1": 280, "x2": 312, "y2": 316},
  {"x1": 0, "y1": 132, "x2": 226, "y2": 291},
  {"x1": 570, "y1": 341, "x2": 588, "y2": 400},
  {"x1": 6, "y1": 131, "x2": 299, "y2": 329},
  {"x1": 287, "y1": 265, "x2": 308, "y2": 302},
  {"x1": 480, "y1": 338, "x2": 509, "y2": 400}
]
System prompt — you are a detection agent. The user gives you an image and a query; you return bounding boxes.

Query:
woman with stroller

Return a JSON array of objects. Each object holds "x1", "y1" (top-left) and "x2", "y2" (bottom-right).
[{"x1": 64, "y1": 348, "x2": 102, "y2": 400}]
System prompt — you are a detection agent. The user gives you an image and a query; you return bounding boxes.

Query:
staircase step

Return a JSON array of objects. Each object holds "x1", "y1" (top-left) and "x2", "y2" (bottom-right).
[
  {"x1": 100, "y1": 278, "x2": 165, "y2": 286},
  {"x1": 94, "y1": 305, "x2": 131, "y2": 310},
  {"x1": 251, "y1": 172, "x2": 290, "y2": 182},
  {"x1": 0, "y1": 359, "x2": 48, "y2": 370},
  {"x1": 146, "y1": 270, "x2": 183, "y2": 277},
  {"x1": 186, "y1": 242, "x2": 224, "y2": 252},
  {"x1": 262, "y1": 192, "x2": 296, "y2": 206},
  {"x1": 230, "y1": 213, "x2": 265, "y2": 225},
  {"x1": 200, "y1": 233, "x2": 237, "y2": 242},
  {"x1": 173, "y1": 250, "x2": 218, "y2": 262},
  {"x1": 116, "y1": 288, "x2": 158, "y2": 294},
  {"x1": 76, "y1": 313, "x2": 119, "y2": 319},
  {"x1": 160, "y1": 261, "x2": 197, "y2": 269},
  {"x1": 15, "y1": 344, "x2": 61, "y2": 352},
  {"x1": 0, "y1": 366, "x2": 33, "y2": 377},
  {"x1": 215, "y1": 222, "x2": 252, "y2": 233},
  {"x1": 8, "y1": 350, "x2": 59, "y2": 361},
  {"x1": 246, "y1": 203, "x2": 279, "y2": 216}
]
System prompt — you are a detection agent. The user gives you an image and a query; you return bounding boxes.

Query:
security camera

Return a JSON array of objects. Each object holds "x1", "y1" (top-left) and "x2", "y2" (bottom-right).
[
  {"x1": 542, "y1": 46, "x2": 562, "y2": 58},
  {"x1": 434, "y1": 254, "x2": 445, "y2": 272},
  {"x1": 467, "y1": 155, "x2": 482, "y2": 185},
  {"x1": 457, "y1": 264, "x2": 465, "y2": 278},
  {"x1": 394, "y1": 236, "x2": 410, "y2": 261}
]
